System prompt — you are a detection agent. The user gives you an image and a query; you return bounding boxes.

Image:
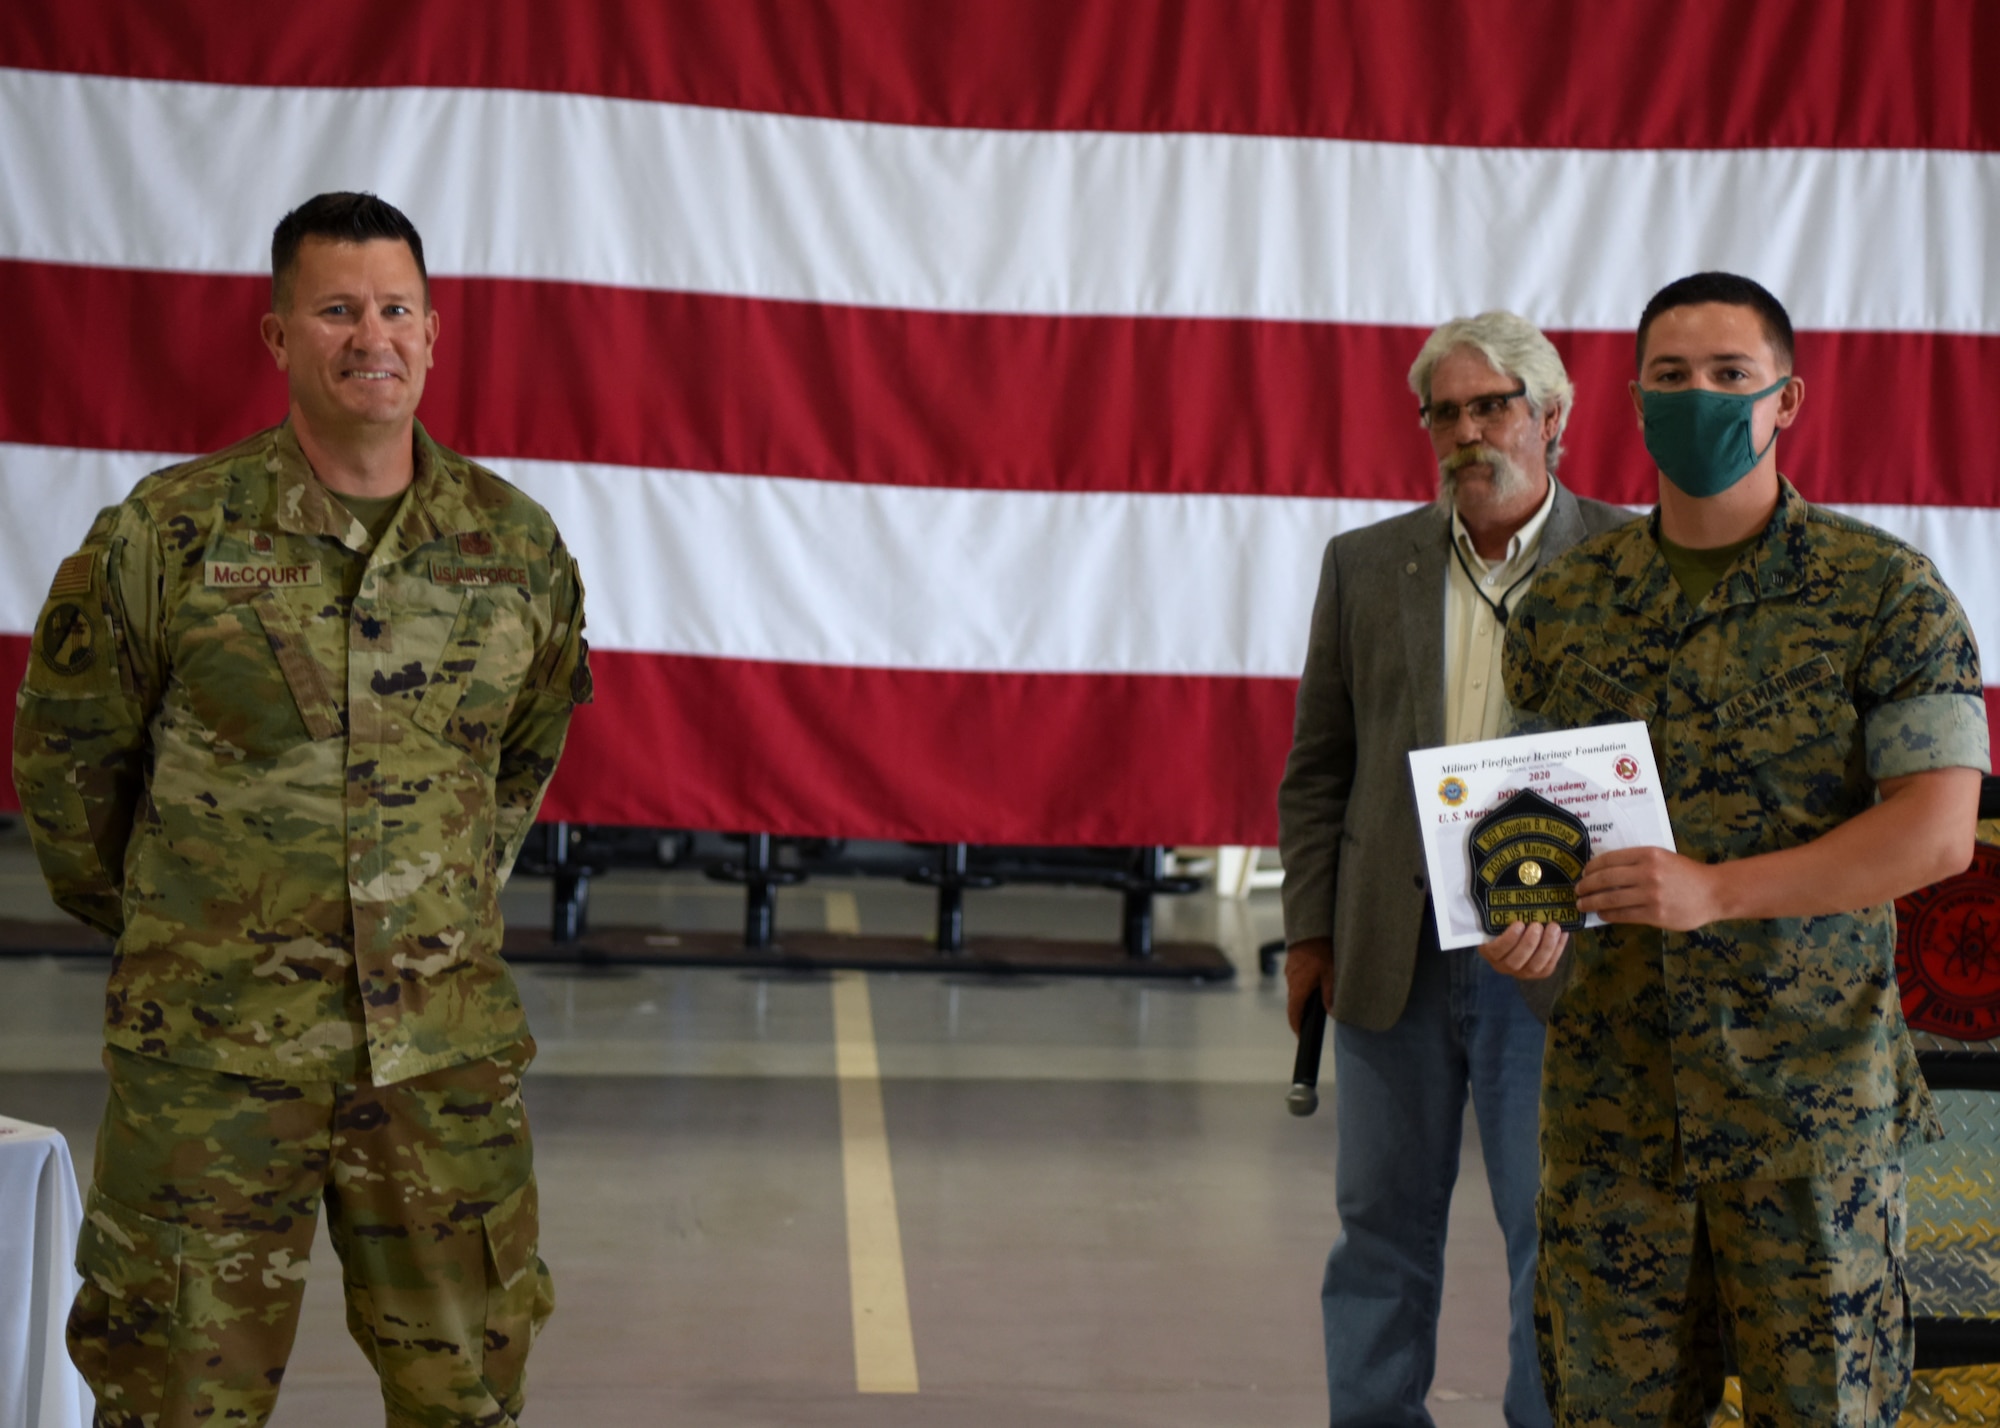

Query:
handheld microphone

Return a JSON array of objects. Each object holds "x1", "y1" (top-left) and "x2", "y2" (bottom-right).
[{"x1": 1288, "y1": 992, "x2": 1328, "y2": 1116}]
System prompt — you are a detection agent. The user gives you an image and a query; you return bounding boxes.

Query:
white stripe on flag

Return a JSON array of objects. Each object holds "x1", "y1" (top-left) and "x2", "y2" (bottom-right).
[
  {"x1": 5, "y1": 443, "x2": 1997, "y2": 682},
  {"x1": 3, "y1": 69, "x2": 1997, "y2": 332}
]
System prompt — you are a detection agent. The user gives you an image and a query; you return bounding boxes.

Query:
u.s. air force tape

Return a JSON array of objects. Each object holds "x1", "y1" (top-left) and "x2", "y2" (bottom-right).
[{"x1": 1468, "y1": 788, "x2": 1592, "y2": 934}]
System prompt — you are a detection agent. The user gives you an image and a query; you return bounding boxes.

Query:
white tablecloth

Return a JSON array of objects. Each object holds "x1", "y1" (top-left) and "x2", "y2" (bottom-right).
[{"x1": 0, "y1": 1116, "x2": 91, "y2": 1428}]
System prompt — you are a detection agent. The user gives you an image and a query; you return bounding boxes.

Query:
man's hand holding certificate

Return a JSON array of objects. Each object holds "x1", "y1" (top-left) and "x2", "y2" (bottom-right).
[{"x1": 1407, "y1": 721, "x2": 1676, "y2": 951}]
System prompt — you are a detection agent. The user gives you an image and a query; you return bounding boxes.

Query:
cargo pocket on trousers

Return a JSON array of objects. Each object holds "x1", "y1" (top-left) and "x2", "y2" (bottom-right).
[
  {"x1": 1864, "y1": 1166, "x2": 1914, "y2": 1422},
  {"x1": 480, "y1": 1176, "x2": 555, "y2": 1411},
  {"x1": 68, "y1": 1186, "x2": 187, "y2": 1419}
]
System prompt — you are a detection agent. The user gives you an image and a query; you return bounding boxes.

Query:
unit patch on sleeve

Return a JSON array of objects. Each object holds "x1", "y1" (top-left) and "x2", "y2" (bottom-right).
[{"x1": 37, "y1": 601, "x2": 96, "y2": 675}]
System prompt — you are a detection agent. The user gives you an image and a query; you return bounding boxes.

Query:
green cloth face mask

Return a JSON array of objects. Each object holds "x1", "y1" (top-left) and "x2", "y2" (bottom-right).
[{"x1": 1641, "y1": 377, "x2": 1790, "y2": 497}]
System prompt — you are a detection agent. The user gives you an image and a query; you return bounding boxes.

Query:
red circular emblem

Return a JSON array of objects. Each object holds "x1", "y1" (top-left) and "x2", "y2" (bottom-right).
[
  {"x1": 1614, "y1": 757, "x2": 1639, "y2": 782},
  {"x1": 1897, "y1": 843, "x2": 2000, "y2": 1040}
]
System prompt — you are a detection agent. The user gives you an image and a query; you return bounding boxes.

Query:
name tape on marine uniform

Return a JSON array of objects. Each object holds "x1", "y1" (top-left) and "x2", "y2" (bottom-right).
[{"x1": 1468, "y1": 788, "x2": 1592, "y2": 934}]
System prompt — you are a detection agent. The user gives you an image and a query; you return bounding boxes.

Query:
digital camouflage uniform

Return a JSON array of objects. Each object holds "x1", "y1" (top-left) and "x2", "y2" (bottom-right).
[
  {"x1": 1504, "y1": 478, "x2": 1990, "y2": 1427},
  {"x1": 12, "y1": 421, "x2": 590, "y2": 1427}
]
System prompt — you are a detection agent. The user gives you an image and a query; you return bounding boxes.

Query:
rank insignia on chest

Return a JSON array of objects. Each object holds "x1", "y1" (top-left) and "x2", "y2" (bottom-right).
[
  {"x1": 1468, "y1": 789, "x2": 1592, "y2": 934},
  {"x1": 457, "y1": 531, "x2": 494, "y2": 556},
  {"x1": 251, "y1": 532, "x2": 275, "y2": 555}
]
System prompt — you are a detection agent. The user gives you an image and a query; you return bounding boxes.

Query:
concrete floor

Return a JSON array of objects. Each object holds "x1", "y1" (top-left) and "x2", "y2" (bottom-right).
[{"x1": 0, "y1": 824, "x2": 1519, "y2": 1426}]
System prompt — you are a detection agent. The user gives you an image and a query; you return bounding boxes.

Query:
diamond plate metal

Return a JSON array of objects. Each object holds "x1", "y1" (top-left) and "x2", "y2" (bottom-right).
[
  {"x1": 1907, "y1": 1090, "x2": 2000, "y2": 1318},
  {"x1": 1709, "y1": 1367, "x2": 2000, "y2": 1424},
  {"x1": 1903, "y1": 1364, "x2": 2000, "y2": 1423},
  {"x1": 1912, "y1": 1031, "x2": 2000, "y2": 1055}
]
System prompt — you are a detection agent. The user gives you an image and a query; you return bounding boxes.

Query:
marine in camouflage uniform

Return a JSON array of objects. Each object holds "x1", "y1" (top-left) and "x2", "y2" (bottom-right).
[
  {"x1": 1492, "y1": 276, "x2": 1989, "y2": 1426},
  {"x1": 11, "y1": 194, "x2": 589, "y2": 1427}
]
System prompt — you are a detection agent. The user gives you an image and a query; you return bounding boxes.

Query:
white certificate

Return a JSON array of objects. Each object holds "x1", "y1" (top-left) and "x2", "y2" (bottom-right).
[{"x1": 1406, "y1": 721, "x2": 1677, "y2": 950}]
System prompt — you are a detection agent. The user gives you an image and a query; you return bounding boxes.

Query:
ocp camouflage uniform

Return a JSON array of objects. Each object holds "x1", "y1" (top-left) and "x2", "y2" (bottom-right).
[
  {"x1": 1503, "y1": 478, "x2": 1990, "y2": 1426},
  {"x1": 12, "y1": 421, "x2": 590, "y2": 1427}
]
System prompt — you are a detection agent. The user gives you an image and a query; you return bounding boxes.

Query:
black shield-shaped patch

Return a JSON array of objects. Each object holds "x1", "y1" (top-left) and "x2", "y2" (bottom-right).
[{"x1": 1468, "y1": 789, "x2": 1591, "y2": 934}]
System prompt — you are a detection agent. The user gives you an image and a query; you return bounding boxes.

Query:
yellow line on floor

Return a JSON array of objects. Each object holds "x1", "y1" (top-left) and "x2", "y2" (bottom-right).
[
  {"x1": 824, "y1": 890, "x2": 862, "y2": 936},
  {"x1": 832, "y1": 970, "x2": 920, "y2": 1394}
]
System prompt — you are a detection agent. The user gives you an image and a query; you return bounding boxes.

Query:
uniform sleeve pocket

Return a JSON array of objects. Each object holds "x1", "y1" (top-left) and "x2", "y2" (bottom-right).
[{"x1": 25, "y1": 563, "x2": 127, "y2": 703}]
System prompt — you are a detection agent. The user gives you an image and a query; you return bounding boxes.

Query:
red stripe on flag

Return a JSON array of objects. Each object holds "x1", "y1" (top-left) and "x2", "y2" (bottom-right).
[
  {"x1": 0, "y1": 633, "x2": 1295, "y2": 842},
  {"x1": 4, "y1": 644, "x2": 1995, "y2": 835},
  {"x1": 7, "y1": 260, "x2": 2000, "y2": 510},
  {"x1": 4, "y1": 0, "x2": 1994, "y2": 151},
  {"x1": 538, "y1": 651, "x2": 1297, "y2": 843}
]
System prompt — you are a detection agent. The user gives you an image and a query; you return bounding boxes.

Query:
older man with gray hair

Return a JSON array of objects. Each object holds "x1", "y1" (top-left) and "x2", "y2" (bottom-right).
[{"x1": 1279, "y1": 311, "x2": 1630, "y2": 1427}]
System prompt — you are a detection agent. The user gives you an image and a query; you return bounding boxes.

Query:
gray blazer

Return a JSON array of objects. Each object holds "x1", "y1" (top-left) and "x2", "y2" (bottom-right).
[{"x1": 1277, "y1": 482, "x2": 1633, "y2": 1029}]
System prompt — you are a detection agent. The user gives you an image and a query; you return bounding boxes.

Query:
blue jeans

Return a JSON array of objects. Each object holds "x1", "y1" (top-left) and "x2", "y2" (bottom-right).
[{"x1": 1322, "y1": 944, "x2": 1550, "y2": 1428}]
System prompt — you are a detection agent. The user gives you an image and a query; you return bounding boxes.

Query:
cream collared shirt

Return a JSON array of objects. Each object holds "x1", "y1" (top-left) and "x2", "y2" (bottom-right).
[{"x1": 1443, "y1": 479, "x2": 1558, "y2": 747}]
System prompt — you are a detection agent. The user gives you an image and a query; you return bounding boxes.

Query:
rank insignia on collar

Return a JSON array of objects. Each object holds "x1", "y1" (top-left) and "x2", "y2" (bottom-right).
[
  {"x1": 1468, "y1": 789, "x2": 1592, "y2": 934},
  {"x1": 458, "y1": 531, "x2": 494, "y2": 557}
]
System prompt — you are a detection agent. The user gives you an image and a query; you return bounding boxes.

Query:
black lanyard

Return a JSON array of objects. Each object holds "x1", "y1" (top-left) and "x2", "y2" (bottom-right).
[{"x1": 1451, "y1": 535, "x2": 1536, "y2": 623}]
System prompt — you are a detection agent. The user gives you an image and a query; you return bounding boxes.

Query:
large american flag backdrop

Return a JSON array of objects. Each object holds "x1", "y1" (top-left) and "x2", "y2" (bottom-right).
[{"x1": 2, "y1": 3, "x2": 1995, "y2": 844}]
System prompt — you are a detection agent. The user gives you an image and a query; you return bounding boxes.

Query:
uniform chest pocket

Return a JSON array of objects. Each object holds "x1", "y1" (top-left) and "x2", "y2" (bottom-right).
[
  {"x1": 412, "y1": 591, "x2": 533, "y2": 761},
  {"x1": 169, "y1": 590, "x2": 342, "y2": 759},
  {"x1": 1715, "y1": 655, "x2": 1860, "y2": 819},
  {"x1": 1546, "y1": 655, "x2": 1657, "y2": 731}
]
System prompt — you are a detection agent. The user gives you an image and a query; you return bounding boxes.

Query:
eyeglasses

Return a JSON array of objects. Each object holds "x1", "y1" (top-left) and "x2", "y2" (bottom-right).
[{"x1": 1420, "y1": 386, "x2": 1527, "y2": 431}]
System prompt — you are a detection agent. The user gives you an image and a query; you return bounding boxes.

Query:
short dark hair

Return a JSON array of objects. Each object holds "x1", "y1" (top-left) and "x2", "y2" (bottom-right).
[
  {"x1": 270, "y1": 192, "x2": 428, "y2": 311},
  {"x1": 1636, "y1": 271, "x2": 1794, "y2": 373}
]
